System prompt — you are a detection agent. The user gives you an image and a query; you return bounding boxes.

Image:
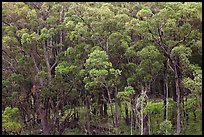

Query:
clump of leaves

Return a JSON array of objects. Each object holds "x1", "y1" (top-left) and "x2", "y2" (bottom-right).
[
  {"x1": 159, "y1": 120, "x2": 172, "y2": 135},
  {"x1": 117, "y1": 86, "x2": 135, "y2": 101},
  {"x1": 144, "y1": 100, "x2": 163, "y2": 116},
  {"x1": 2, "y1": 107, "x2": 23, "y2": 134}
]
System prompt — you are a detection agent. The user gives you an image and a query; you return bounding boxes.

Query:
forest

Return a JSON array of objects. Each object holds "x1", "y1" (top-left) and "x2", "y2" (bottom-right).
[{"x1": 2, "y1": 2, "x2": 202, "y2": 135}]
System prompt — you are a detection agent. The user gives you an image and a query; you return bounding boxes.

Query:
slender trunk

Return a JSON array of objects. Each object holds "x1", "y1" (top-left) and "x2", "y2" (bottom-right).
[
  {"x1": 173, "y1": 62, "x2": 181, "y2": 135},
  {"x1": 38, "y1": 105, "x2": 49, "y2": 135},
  {"x1": 114, "y1": 79, "x2": 119, "y2": 132},
  {"x1": 53, "y1": 98, "x2": 60, "y2": 134},
  {"x1": 85, "y1": 90, "x2": 90, "y2": 135},
  {"x1": 104, "y1": 102, "x2": 108, "y2": 116},
  {"x1": 30, "y1": 53, "x2": 43, "y2": 86},
  {"x1": 104, "y1": 84, "x2": 114, "y2": 126},
  {"x1": 193, "y1": 109, "x2": 197, "y2": 122},
  {"x1": 140, "y1": 86, "x2": 144, "y2": 135},
  {"x1": 134, "y1": 96, "x2": 139, "y2": 131},
  {"x1": 43, "y1": 41, "x2": 52, "y2": 85},
  {"x1": 125, "y1": 103, "x2": 129, "y2": 125},
  {"x1": 163, "y1": 60, "x2": 169, "y2": 121},
  {"x1": 130, "y1": 98, "x2": 133, "y2": 135},
  {"x1": 98, "y1": 92, "x2": 104, "y2": 116},
  {"x1": 143, "y1": 85, "x2": 149, "y2": 135}
]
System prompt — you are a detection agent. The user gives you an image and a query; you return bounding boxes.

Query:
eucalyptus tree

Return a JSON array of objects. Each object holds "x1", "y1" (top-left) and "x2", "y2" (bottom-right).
[{"x1": 84, "y1": 48, "x2": 121, "y2": 133}]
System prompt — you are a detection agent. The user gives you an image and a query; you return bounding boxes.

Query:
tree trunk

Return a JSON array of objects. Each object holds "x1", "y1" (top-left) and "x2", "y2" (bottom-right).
[
  {"x1": 130, "y1": 98, "x2": 133, "y2": 135},
  {"x1": 114, "y1": 81, "x2": 119, "y2": 131},
  {"x1": 38, "y1": 105, "x2": 49, "y2": 135},
  {"x1": 140, "y1": 86, "x2": 144, "y2": 135},
  {"x1": 85, "y1": 90, "x2": 91, "y2": 135},
  {"x1": 125, "y1": 103, "x2": 129, "y2": 125},
  {"x1": 98, "y1": 92, "x2": 104, "y2": 116},
  {"x1": 193, "y1": 109, "x2": 197, "y2": 122},
  {"x1": 43, "y1": 41, "x2": 52, "y2": 85},
  {"x1": 163, "y1": 59, "x2": 169, "y2": 121},
  {"x1": 104, "y1": 102, "x2": 108, "y2": 116},
  {"x1": 104, "y1": 84, "x2": 114, "y2": 126},
  {"x1": 173, "y1": 62, "x2": 181, "y2": 135},
  {"x1": 143, "y1": 85, "x2": 149, "y2": 135}
]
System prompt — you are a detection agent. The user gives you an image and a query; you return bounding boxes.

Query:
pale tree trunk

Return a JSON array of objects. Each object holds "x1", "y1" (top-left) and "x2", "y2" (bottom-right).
[
  {"x1": 41, "y1": 41, "x2": 53, "y2": 135},
  {"x1": 130, "y1": 98, "x2": 133, "y2": 135},
  {"x1": 101, "y1": 79, "x2": 114, "y2": 126},
  {"x1": 140, "y1": 86, "x2": 144, "y2": 135},
  {"x1": 135, "y1": 96, "x2": 139, "y2": 131},
  {"x1": 30, "y1": 53, "x2": 43, "y2": 86},
  {"x1": 173, "y1": 60, "x2": 181, "y2": 135},
  {"x1": 163, "y1": 59, "x2": 169, "y2": 135},
  {"x1": 106, "y1": 86, "x2": 114, "y2": 126},
  {"x1": 43, "y1": 41, "x2": 52, "y2": 85}
]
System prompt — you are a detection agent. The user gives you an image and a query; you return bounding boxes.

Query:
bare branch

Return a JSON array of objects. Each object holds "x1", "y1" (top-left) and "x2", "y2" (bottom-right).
[{"x1": 51, "y1": 59, "x2": 58, "y2": 71}]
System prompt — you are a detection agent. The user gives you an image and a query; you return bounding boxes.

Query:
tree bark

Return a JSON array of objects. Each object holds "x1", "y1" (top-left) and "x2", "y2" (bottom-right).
[
  {"x1": 85, "y1": 90, "x2": 91, "y2": 135},
  {"x1": 173, "y1": 61, "x2": 181, "y2": 135},
  {"x1": 140, "y1": 86, "x2": 144, "y2": 135},
  {"x1": 163, "y1": 59, "x2": 169, "y2": 121},
  {"x1": 114, "y1": 79, "x2": 119, "y2": 131},
  {"x1": 130, "y1": 98, "x2": 133, "y2": 135}
]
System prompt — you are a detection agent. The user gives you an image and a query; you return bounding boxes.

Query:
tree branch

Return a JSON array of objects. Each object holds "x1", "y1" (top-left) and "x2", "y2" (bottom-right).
[
  {"x1": 51, "y1": 59, "x2": 57, "y2": 71},
  {"x1": 171, "y1": 28, "x2": 192, "y2": 50}
]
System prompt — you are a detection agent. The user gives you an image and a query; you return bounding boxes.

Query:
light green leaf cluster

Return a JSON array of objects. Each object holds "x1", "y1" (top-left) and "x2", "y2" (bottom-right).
[
  {"x1": 2, "y1": 107, "x2": 23, "y2": 134},
  {"x1": 39, "y1": 28, "x2": 50, "y2": 41},
  {"x1": 136, "y1": 8, "x2": 153, "y2": 19},
  {"x1": 171, "y1": 45, "x2": 192, "y2": 57},
  {"x1": 117, "y1": 86, "x2": 134, "y2": 101},
  {"x1": 55, "y1": 61, "x2": 77, "y2": 76},
  {"x1": 84, "y1": 49, "x2": 120, "y2": 91},
  {"x1": 144, "y1": 100, "x2": 163, "y2": 116}
]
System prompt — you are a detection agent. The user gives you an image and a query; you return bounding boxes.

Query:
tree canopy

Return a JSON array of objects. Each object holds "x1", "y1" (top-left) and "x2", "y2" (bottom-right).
[{"x1": 2, "y1": 2, "x2": 202, "y2": 135}]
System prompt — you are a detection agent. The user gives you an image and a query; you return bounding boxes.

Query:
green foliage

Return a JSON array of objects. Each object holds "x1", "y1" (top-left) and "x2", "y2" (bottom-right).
[
  {"x1": 55, "y1": 61, "x2": 77, "y2": 76},
  {"x1": 183, "y1": 96, "x2": 197, "y2": 111},
  {"x1": 117, "y1": 86, "x2": 134, "y2": 101},
  {"x1": 159, "y1": 120, "x2": 173, "y2": 135},
  {"x1": 182, "y1": 65, "x2": 202, "y2": 95},
  {"x1": 2, "y1": 107, "x2": 23, "y2": 134},
  {"x1": 144, "y1": 100, "x2": 163, "y2": 116},
  {"x1": 36, "y1": 70, "x2": 48, "y2": 78},
  {"x1": 136, "y1": 45, "x2": 164, "y2": 83}
]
